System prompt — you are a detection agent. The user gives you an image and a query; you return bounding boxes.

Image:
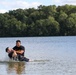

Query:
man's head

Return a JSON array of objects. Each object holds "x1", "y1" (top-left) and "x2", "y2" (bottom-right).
[
  {"x1": 16, "y1": 40, "x2": 21, "y2": 47},
  {"x1": 6, "y1": 47, "x2": 12, "y2": 53}
]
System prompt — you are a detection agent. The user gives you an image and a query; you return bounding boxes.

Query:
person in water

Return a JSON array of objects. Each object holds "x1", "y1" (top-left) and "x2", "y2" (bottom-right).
[
  {"x1": 5, "y1": 47, "x2": 29, "y2": 62},
  {"x1": 13, "y1": 40, "x2": 25, "y2": 56}
]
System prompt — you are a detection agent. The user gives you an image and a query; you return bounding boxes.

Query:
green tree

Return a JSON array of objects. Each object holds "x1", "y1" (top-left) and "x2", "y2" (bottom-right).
[
  {"x1": 65, "y1": 13, "x2": 76, "y2": 35},
  {"x1": 0, "y1": 4, "x2": 76, "y2": 37},
  {"x1": 57, "y1": 11, "x2": 68, "y2": 35},
  {"x1": 6, "y1": 18, "x2": 22, "y2": 36},
  {"x1": 46, "y1": 16, "x2": 60, "y2": 36}
]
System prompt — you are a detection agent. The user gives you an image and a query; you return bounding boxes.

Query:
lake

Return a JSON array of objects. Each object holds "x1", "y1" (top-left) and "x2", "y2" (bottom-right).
[{"x1": 0, "y1": 36, "x2": 76, "y2": 75}]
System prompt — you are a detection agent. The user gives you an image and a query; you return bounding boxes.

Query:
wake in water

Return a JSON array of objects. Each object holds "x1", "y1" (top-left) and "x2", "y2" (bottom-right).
[{"x1": 0, "y1": 59, "x2": 50, "y2": 63}]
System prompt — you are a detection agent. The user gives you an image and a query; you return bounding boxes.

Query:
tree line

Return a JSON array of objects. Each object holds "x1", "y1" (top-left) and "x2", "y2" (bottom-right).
[{"x1": 0, "y1": 4, "x2": 76, "y2": 37}]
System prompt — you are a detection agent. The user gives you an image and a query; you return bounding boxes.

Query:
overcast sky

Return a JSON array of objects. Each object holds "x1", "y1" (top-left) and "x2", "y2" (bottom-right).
[{"x1": 0, "y1": 0, "x2": 76, "y2": 13}]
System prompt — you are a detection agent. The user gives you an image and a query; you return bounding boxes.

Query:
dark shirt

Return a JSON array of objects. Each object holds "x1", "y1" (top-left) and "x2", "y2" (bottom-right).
[
  {"x1": 13, "y1": 45, "x2": 25, "y2": 56},
  {"x1": 8, "y1": 51, "x2": 13, "y2": 59}
]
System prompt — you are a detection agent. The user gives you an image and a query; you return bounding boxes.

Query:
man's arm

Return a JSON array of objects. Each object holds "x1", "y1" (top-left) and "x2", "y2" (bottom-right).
[
  {"x1": 15, "y1": 50, "x2": 24, "y2": 54},
  {"x1": 16, "y1": 46, "x2": 25, "y2": 54},
  {"x1": 13, "y1": 46, "x2": 25, "y2": 55},
  {"x1": 12, "y1": 50, "x2": 17, "y2": 57}
]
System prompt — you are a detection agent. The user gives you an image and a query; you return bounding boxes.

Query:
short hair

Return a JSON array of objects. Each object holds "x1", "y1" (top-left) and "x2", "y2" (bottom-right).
[
  {"x1": 16, "y1": 40, "x2": 21, "y2": 43},
  {"x1": 6, "y1": 47, "x2": 9, "y2": 52}
]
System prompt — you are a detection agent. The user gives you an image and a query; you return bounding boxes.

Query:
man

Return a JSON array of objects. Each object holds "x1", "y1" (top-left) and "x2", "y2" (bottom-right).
[
  {"x1": 13, "y1": 40, "x2": 25, "y2": 56},
  {"x1": 6, "y1": 47, "x2": 17, "y2": 60},
  {"x1": 6, "y1": 47, "x2": 29, "y2": 62}
]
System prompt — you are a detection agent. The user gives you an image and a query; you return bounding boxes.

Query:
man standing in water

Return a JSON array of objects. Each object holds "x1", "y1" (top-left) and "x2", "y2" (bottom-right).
[
  {"x1": 13, "y1": 40, "x2": 25, "y2": 56},
  {"x1": 6, "y1": 40, "x2": 29, "y2": 62}
]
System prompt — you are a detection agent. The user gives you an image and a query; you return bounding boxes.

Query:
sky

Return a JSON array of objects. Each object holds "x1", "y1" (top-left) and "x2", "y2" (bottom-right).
[{"x1": 0, "y1": 0, "x2": 76, "y2": 13}]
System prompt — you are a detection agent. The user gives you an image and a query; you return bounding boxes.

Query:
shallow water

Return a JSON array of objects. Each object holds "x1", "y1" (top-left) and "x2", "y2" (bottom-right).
[{"x1": 0, "y1": 36, "x2": 76, "y2": 75}]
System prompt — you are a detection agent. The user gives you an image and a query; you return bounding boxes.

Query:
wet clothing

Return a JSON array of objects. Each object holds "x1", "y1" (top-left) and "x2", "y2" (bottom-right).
[
  {"x1": 8, "y1": 51, "x2": 13, "y2": 59},
  {"x1": 18, "y1": 55, "x2": 29, "y2": 62},
  {"x1": 13, "y1": 45, "x2": 25, "y2": 56},
  {"x1": 8, "y1": 51, "x2": 29, "y2": 62}
]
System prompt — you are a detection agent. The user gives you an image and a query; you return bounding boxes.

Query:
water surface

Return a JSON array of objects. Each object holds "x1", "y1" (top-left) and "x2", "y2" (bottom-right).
[{"x1": 0, "y1": 36, "x2": 76, "y2": 75}]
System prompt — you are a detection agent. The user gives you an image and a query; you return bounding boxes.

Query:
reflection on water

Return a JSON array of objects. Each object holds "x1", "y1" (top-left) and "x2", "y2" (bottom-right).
[{"x1": 7, "y1": 62, "x2": 25, "y2": 75}]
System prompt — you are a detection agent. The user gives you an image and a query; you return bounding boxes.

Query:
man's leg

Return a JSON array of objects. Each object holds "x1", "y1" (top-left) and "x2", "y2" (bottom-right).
[
  {"x1": 23, "y1": 57, "x2": 29, "y2": 62},
  {"x1": 18, "y1": 55, "x2": 29, "y2": 62}
]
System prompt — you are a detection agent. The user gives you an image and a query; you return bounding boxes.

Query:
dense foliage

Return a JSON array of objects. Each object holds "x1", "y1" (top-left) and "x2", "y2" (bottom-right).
[{"x1": 0, "y1": 4, "x2": 76, "y2": 37}]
